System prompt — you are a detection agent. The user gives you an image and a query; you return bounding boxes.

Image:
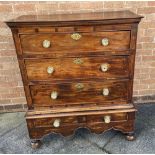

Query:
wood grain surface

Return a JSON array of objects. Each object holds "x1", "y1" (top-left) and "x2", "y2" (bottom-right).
[
  {"x1": 26, "y1": 111, "x2": 135, "y2": 139},
  {"x1": 25, "y1": 56, "x2": 129, "y2": 81},
  {"x1": 32, "y1": 113, "x2": 127, "y2": 128},
  {"x1": 30, "y1": 80, "x2": 129, "y2": 107},
  {"x1": 7, "y1": 11, "x2": 143, "y2": 142},
  {"x1": 20, "y1": 31, "x2": 130, "y2": 55}
]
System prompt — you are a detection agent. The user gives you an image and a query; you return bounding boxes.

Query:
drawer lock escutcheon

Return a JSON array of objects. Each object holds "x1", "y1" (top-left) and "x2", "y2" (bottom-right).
[
  {"x1": 73, "y1": 58, "x2": 83, "y2": 65},
  {"x1": 103, "y1": 115, "x2": 111, "y2": 123},
  {"x1": 51, "y1": 91, "x2": 58, "y2": 100},
  {"x1": 101, "y1": 38, "x2": 109, "y2": 46},
  {"x1": 53, "y1": 119, "x2": 61, "y2": 128},
  {"x1": 71, "y1": 33, "x2": 82, "y2": 40},
  {"x1": 42, "y1": 40, "x2": 51, "y2": 48},
  {"x1": 75, "y1": 83, "x2": 84, "y2": 91}
]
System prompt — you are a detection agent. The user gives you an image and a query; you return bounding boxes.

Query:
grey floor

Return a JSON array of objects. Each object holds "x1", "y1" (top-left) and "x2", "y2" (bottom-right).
[{"x1": 0, "y1": 103, "x2": 155, "y2": 154}]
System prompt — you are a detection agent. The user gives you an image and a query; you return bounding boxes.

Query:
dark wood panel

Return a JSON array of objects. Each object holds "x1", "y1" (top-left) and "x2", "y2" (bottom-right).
[{"x1": 25, "y1": 56, "x2": 129, "y2": 81}]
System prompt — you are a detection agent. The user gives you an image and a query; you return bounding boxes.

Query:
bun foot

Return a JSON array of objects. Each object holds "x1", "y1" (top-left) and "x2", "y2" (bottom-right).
[
  {"x1": 31, "y1": 140, "x2": 41, "y2": 149},
  {"x1": 126, "y1": 133, "x2": 135, "y2": 141}
]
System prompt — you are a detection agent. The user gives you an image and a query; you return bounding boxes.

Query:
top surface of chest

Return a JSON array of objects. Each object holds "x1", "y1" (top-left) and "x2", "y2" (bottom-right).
[{"x1": 6, "y1": 10, "x2": 142, "y2": 27}]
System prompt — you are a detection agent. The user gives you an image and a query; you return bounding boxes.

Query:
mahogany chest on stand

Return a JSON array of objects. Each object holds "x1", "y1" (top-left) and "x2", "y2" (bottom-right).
[{"x1": 6, "y1": 10, "x2": 143, "y2": 148}]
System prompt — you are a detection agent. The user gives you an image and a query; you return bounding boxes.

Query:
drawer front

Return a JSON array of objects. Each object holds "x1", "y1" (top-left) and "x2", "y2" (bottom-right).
[
  {"x1": 25, "y1": 56, "x2": 129, "y2": 81},
  {"x1": 33, "y1": 116, "x2": 78, "y2": 128},
  {"x1": 29, "y1": 112, "x2": 127, "y2": 128},
  {"x1": 20, "y1": 31, "x2": 130, "y2": 55},
  {"x1": 87, "y1": 113, "x2": 127, "y2": 124},
  {"x1": 30, "y1": 80, "x2": 129, "y2": 107},
  {"x1": 26, "y1": 111, "x2": 133, "y2": 138}
]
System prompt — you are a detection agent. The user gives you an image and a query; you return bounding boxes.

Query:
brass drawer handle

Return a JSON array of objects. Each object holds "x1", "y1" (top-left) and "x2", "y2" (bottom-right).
[
  {"x1": 51, "y1": 91, "x2": 58, "y2": 100},
  {"x1": 101, "y1": 38, "x2": 109, "y2": 46},
  {"x1": 75, "y1": 83, "x2": 84, "y2": 90},
  {"x1": 73, "y1": 58, "x2": 83, "y2": 65},
  {"x1": 53, "y1": 119, "x2": 61, "y2": 128},
  {"x1": 100, "y1": 63, "x2": 109, "y2": 72},
  {"x1": 42, "y1": 40, "x2": 51, "y2": 48},
  {"x1": 47, "y1": 66, "x2": 54, "y2": 74},
  {"x1": 102, "y1": 88, "x2": 109, "y2": 96},
  {"x1": 71, "y1": 33, "x2": 82, "y2": 40},
  {"x1": 104, "y1": 115, "x2": 111, "y2": 123}
]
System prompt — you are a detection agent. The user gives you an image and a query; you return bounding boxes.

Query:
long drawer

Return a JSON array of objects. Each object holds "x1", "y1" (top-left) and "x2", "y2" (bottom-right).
[
  {"x1": 26, "y1": 111, "x2": 130, "y2": 138},
  {"x1": 25, "y1": 56, "x2": 129, "y2": 81},
  {"x1": 20, "y1": 31, "x2": 130, "y2": 55},
  {"x1": 27, "y1": 112, "x2": 128, "y2": 128},
  {"x1": 30, "y1": 80, "x2": 129, "y2": 107}
]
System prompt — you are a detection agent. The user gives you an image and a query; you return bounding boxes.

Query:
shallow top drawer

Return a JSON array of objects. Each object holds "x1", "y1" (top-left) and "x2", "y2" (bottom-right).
[{"x1": 20, "y1": 31, "x2": 130, "y2": 56}]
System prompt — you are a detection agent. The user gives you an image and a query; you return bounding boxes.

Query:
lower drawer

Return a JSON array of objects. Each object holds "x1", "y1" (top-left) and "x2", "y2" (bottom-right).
[
  {"x1": 30, "y1": 80, "x2": 129, "y2": 107},
  {"x1": 28, "y1": 112, "x2": 128, "y2": 128},
  {"x1": 26, "y1": 111, "x2": 135, "y2": 139}
]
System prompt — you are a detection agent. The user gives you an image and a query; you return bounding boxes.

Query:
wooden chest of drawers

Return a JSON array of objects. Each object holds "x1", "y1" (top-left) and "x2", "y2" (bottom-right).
[{"x1": 6, "y1": 10, "x2": 143, "y2": 148}]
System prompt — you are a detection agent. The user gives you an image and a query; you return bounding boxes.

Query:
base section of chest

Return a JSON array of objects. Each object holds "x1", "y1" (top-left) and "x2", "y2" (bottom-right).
[{"x1": 26, "y1": 108, "x2": 136, "y2": 140}]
